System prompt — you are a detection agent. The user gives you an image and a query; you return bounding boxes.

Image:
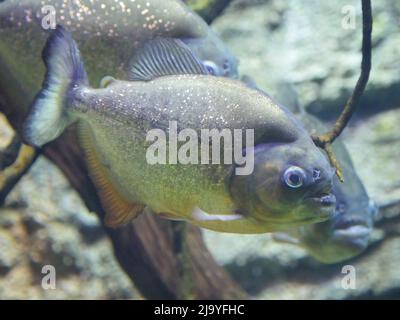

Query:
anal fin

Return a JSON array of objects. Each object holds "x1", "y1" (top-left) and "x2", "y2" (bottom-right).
[{"x1": 78, "y1": 122, "x2": 144, "y2": 228}]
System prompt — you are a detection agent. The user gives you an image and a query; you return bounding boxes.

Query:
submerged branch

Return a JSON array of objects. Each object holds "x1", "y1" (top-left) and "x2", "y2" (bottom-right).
[
  {"x1": 312, "y1": 0, "x2": 372, "y2": 181},
  {"x1": 324, "y1": 144, "x2": 344, "y2": 182}
]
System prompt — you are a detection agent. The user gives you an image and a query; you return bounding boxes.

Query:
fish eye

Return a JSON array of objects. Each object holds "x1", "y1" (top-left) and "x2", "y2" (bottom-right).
[
  {"x1": 203, "y1": 60, "x2": 220, "y2": 76},
  {"x1": 283, "y1": 166, "x2": 307, "y2": 189}
]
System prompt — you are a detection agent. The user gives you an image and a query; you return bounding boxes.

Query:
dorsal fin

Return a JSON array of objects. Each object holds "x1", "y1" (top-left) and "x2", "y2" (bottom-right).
[{"x1": 128, "y1": 38, "x2": 209, "y2": 81}]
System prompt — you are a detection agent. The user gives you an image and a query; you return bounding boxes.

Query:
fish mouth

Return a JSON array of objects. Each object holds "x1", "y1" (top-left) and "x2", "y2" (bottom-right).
[
  {"x1": 331, "y1": 217, "x2": 372, "y2": 249},
  {"x1": 332, "y1": 216, "x2": 371, "y2": 230},
  {"x1": 305, "y1": 193, "x2": 337, "y2": 218},
  {"x1": 304, "y1": 179, "x2": 336, "y2": 211},
  {"x1": 297, "y1": 193, "x2": 336, "y2": 225}
]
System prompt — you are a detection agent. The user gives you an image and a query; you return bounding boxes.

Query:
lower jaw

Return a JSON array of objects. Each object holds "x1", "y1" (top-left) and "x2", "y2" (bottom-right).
[{"x1": 332, "y1": 236, "x2": 369, "y2": 252}]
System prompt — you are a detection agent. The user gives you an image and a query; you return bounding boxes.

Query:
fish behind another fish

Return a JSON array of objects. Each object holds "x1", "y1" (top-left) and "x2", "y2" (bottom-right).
[
  {"x1": 272, "y1": 83, "x2": 377, "y2": 263},
  {"x1": 0, "y1": 0, "x2": 238, "y2": 122}
]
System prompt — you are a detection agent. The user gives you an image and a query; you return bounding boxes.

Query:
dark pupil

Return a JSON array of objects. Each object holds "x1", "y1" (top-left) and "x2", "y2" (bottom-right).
[{"x1": 289, "y1": 173, "x2": 300, "y2": 185}]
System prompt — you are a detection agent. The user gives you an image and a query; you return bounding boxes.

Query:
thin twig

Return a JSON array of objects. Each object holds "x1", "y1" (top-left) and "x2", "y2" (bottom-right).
[
  {"x1": 324, "y1": 144, "x2": 344, "y2": 182},
  {"x1": 312, "y1": 0, "x2": 372, "y2": 181}
]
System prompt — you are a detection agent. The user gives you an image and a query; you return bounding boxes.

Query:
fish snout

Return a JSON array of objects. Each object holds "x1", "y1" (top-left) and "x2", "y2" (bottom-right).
[
  {"x1": 304, "y1": 192, "x2": 336, "y2": 221},
  {"x1": 320, "y1": 193, "x2": 336, "y2": 207}
]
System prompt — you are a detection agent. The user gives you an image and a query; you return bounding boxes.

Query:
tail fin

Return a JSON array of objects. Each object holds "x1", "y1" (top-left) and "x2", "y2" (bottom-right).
[{"x1": 23, "y1": 26, "x2": 88, "y2": 147}]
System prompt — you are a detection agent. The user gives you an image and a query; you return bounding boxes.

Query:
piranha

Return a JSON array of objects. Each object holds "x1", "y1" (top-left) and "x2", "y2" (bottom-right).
[
  {"x1": 0, "y1": 0, "x2": 238, "y2": 118},
  {"x1": 271, "y1": 83, "x2": 377, "y2": 263},
  {"x1": 23, "y1": 27, "x2": 336, "y2": 233}
]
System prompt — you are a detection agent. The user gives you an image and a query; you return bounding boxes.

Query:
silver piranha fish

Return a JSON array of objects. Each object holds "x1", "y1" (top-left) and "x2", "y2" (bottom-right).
[
  {"x1": 272, "y1": 83, "x2": 377, "y2": 263},
  {"x1": 0, "y1": 0, "x2": 238, "y2": 114},
  {"x1": 23, "y1": 27, "x2": 335, "y2": 233}
]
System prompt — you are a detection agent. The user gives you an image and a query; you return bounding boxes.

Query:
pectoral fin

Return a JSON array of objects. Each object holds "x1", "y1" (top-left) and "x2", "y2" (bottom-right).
[
  {"x1": 79, "y1": 123, "x2": 144, "y2": 228},
  {"x1": 272, "y1": 232, "x2": 300, "y2": 245}
]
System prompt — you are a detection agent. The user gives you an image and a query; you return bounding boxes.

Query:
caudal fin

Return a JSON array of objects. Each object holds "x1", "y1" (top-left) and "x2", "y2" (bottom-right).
[{"x1": 23, "y1": 26, "x2": 88, "y2": 147}]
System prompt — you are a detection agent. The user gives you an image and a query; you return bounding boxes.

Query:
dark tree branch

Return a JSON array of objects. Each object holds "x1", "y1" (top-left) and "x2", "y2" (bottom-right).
[{"x1": 312, "y1": 0, "x2": 372, "y2": 181}]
